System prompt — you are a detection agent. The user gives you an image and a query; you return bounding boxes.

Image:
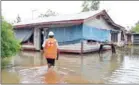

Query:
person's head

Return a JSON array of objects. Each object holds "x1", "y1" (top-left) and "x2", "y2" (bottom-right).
[{"x1": 48, "y1": 31, "x2": 54, "y2": 38}]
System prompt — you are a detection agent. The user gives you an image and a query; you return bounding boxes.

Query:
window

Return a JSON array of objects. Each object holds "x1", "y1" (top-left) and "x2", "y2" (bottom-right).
[{"x1": 111, "y1": 33, "x2": 118, "y2": 42}]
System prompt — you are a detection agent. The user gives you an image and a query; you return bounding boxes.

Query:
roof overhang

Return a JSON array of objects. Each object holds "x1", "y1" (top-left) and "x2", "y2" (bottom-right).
[{"x1": 14, "y1": 19, "x2": 84, "y2": 29}]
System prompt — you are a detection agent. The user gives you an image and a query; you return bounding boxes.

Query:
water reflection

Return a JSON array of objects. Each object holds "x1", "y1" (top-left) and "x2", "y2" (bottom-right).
[
  {"x1": 13, "y1": 51, "x2": 46, "y2": 68},
  {"x1": 1, "y1": 69, "x2": 20, "y2": 83},
  {"x1": 1, "y1": 45, "x2": 139, "y2": 84},
  {"x1": 79, "y1": 51, "x2": 123, "y2": 83}
]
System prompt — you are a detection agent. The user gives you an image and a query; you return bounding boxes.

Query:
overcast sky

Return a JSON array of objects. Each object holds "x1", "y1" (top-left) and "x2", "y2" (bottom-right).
[{"x1": 2, "y1": 1, "x2": 139, "y2": 30}]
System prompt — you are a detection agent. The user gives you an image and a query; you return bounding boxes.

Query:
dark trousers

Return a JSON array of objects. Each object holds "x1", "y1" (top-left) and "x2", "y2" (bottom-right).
[{"x1": 46, "y1": 58, "x2": 55, "y2": 66}]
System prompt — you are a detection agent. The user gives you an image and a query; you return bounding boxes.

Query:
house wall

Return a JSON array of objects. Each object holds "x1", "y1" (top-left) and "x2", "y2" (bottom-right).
[
  {"x1": 84, "y1": 16, "x2": 115, "y2": 30},
  {"x1": 117, "y1": 31, "x2": 124, "y2": 46},
  {"x1": 34, "y1": 27, "x2": 41, "y2": 50},
  {"x1": 125, "y1": 34, "x2": 139, "y2": 44},
  {"x1": 125, "y1": 34, "x2": 127, "y2": 44},
  {"x1": 32, "y1": 16, "x2": 125, "y2": 50},
  {"x1": 83, "y1": 16, "x2": 125, "y2": 46},
  {"x1": 82, "y1": 25, "x2": 110, "y2": 42},
  {"x1": 133, "y1": 34, "x2": 139, "y2": 44},
  {"x1": 83, "y1": 16, "x2": 114, "y2": 42},
  {"x1": 48, "y1": 24, "x2": 83, "y2": 45}
]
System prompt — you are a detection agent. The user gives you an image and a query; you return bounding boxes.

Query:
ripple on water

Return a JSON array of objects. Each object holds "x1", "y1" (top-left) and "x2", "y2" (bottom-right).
[
  {"x1": 108, "y1": 56, "x2": 139, "y2": 84},
  {"x1": 18, "y1": 66, "x2": 48, "y2": 83},
  {"x1": 2, "y1": 46, "x2": 139, "y2": 84}
]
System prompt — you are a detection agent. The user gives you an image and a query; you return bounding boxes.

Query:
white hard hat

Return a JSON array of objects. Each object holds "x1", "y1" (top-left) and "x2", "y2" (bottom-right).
[{"x1": 48, "y1": 31, "x2": 54, "y2": 36}]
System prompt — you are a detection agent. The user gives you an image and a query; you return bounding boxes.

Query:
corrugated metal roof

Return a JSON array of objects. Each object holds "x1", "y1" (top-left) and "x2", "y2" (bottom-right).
[
  {"x1": 13, "y1": 9, "x2": 125, "y2": 31},
  {"x1": 14, "y1": 10, "x2": 103, "y2": 26}
]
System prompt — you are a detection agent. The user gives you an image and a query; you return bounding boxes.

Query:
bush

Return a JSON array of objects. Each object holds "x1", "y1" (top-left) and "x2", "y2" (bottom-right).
[
  {"x1": 1, "y1": 17, "x2": 21, "y2": 68},
  {"x1": 131, "y1": 23, "x2": 139, "y2": 33}
]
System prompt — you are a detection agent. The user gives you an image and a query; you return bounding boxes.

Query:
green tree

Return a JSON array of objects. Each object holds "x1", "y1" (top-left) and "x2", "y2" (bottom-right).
[
  {"x1": 81, "y1": 0, "x2": 100, "y2": 12},
  {"x1": 82, "y1": 1, "x2": 90, "y2": 12},
  {"x1": 136, "y1": 21, "x2": 139, "y2": 25},
  {"x1": 131, "y1": 21, "x2": 139, "y2": 33},
  {"x1": 1, "y1": 17, "x2": 21, "y2": 68},
  {"x1": 38, "y1": 9, "x2": 58, "y2": 18}
]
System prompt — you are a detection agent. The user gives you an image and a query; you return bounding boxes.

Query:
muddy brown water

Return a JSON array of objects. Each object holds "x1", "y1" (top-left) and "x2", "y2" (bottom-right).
[{"x1": 1, "y1": 45, "x2": 139, "y2": 84}]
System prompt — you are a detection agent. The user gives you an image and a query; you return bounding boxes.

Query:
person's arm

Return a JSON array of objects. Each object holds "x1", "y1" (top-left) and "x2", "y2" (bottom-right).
[
  {"x1": 56, "y1": 40, "x2": 59, "y2": 52},
  {"x1": 42, "y1": 39, "x2": 47, "y2": 53}
]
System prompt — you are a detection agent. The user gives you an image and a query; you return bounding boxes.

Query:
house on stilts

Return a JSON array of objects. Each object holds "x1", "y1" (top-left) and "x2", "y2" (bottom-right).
[{"x1": 13, "y1": 10, "x2": 126, "y2": 53}]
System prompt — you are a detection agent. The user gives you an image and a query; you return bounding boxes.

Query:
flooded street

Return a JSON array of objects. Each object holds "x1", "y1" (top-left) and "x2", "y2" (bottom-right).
[{"x1": 1, "y1": 45, "x2": 139, "y2": 84}]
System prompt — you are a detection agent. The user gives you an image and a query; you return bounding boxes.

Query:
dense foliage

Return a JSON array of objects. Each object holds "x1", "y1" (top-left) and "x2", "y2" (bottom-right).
[
  {"x1": 131, "y1": 21, "x2": 139, "y2": 33},
  {"x1": 1, "y1": 17, "x2": 21, "y2": 68}
]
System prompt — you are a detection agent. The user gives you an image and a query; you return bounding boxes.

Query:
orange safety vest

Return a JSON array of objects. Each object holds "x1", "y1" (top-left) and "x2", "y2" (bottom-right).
[{"x1": 43, "y1": 38, "x2": 58, "y2": 59}]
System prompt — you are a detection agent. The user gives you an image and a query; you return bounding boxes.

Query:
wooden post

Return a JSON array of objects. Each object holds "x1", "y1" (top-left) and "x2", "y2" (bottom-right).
[
  {"x1": 81, "y1": 40, "x2": 84, "y2": 54},
  {"x1": 80, "y1": 52, "x2": 83, "y2": 74},
  {"x1": 111, "y1": 44, "x2": 116, "y2": 53},
  {"x1": 118, "y1": 31, "x2": 121, "y2": 46},
  {"x1": 99, "y1": 44, "x2": 103, "y2": 54}
]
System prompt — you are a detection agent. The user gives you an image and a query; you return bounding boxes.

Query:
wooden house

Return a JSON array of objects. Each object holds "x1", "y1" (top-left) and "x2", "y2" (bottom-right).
[{"x1": 13, "y1": 10, "x2": 126, "y2": 53}]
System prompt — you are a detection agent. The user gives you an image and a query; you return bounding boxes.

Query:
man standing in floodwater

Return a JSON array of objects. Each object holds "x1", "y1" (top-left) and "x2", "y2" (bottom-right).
[{"x1": 42, "y1": 31, "x2": 59, "y2": 69}]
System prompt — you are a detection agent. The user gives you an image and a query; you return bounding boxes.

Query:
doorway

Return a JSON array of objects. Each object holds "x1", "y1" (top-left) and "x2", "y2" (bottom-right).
[
  {"x1": 40, "y1": 28, "x2": 49, "y2": 50},
  {"x1": 40, "y1": 29, "x2": 44, "y2": 50}
]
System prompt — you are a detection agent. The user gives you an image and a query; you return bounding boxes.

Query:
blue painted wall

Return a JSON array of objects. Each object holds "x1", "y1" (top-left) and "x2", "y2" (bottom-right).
[
  {"x1": 82, "y1": 25, "x2": 110, "y2": 42},
  {"x1": 49, "y1": 24, "x2": 83, "y2": 45},
  {"x1": 48, "y1": 24, "x2": 110, "y2": 45}
]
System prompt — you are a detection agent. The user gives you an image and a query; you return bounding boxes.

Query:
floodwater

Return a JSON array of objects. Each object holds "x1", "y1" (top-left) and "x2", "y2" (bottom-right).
[{"x1": 1, "y1": 45, "x2": 139, "y2": 84}]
